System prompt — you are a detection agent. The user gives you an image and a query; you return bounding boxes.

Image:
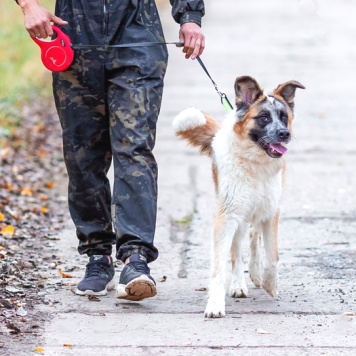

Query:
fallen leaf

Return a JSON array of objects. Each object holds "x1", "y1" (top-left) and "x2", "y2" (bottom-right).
[
  {"x1": 40, "y1": 207, "x2": 49, "y2": 214},
  {"x1": 5, "y1": 208, "x2": 19, "y2": 220},
  {"x1": 21, "y1": 187, "x2": 33, "y2": 196},
  {"x1": 58, "y1": 269, "x2": 72, "y2": 278},
  {"x1": 0, "y1": 212, "x2": 4, "y2": 221},
  {"x1": 3, "y1": 183, "x2": 14, "y2": 191},
  {"x1": 160, "y1": 275, "x2": 167, "y2": 282},
  {"x1": 0, "y1": 298, "x2": 14, "y2": 309},
  {"x1": 39, "y1": 194, "x2": 48, "y2": 201},
  {"x1": 1, "y1": 225, "x2": 15, "y2": 236},
  {"x1": 16, "y1": 306, "x2": 28, "y2": 317},
  {"x1": 5, "y1": 320, "x2": 21, "y2": 334},
  {"x1": 45, "y1": 181, "x2": 54, "y2": 189},
  {"x1": 343, "y1": 311, "x2": 355, "y2": 316},
  {"x1": 5, "y1": 286, "x2": 23, "y2": 293},
  {"x1": 88, "y1": 295, "x2": 100, "y2": 302},
  {"x1": 34, "y1": 347, "x2": 45, "y2": 352},
  {"x1": 63, "y1": 344, "x2": 73, "y2": 348}
]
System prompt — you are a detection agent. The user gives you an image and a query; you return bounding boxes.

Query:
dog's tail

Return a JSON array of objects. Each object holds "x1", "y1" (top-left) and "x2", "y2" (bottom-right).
[{"x1": 173, "y1": 107, "x2": 220, "y2": 156}]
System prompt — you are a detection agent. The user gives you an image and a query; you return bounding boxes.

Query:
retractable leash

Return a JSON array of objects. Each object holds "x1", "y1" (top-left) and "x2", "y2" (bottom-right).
[
  {"x1": 32, "y1": 25, "x2": 182, "y2": 72},
  {"x1": 196, "y1": 56, "x2": 234, "y2": 113},
  {"x1": 32, "y1": 26, "x2": 74, "y2": 72},
  {"x1": 32, "y1": 26, "x2": 234, "y2": 113}
]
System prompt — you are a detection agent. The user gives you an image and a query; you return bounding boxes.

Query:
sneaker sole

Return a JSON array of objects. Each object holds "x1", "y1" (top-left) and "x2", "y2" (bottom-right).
[
  {"x1": 116, "y1": 275, "x2": 157, "y2": 301},
  {"x1": 75, "y1": 279, "x2": 116, "y2": 296}
]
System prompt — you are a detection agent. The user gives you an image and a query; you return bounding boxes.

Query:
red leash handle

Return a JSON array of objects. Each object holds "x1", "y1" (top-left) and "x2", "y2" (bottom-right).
[{"x1": 32, "y1": 25, "x2": 74, "y2": 72}]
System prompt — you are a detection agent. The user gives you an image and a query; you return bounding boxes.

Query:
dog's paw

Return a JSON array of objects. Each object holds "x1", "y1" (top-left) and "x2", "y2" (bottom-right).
[
  {"x1": 262, "y1": 266, "x2": 278, "y2": 297},
  {"x1": 250, "y1": 273, "x2": 263, "y2": 288},
  {"x1": 204, "y1": 307, "x2": 226, "y2": 318},
  {"x1": 204, "y1": 297, "x2": 226, "y2": 318},
  {"x1": 229, "y1": 287, "x2": 249, "y2": 298},
  {"x1": 249, "y1": 264, "x2": 263, "y2": 288},
  {"x1": 249, "y1": 259, "x2": 264, "y2": 288}
]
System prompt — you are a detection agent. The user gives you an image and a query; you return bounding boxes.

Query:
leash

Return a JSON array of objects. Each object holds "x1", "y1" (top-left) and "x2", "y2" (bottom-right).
[
  {"x1": 196, "y1": 56, "x2": 234, "y2": 113},
  {"x1": 33, "y1": 25, "x2": 234, "y2": 113},
  {"x1": 71, "y1": 41, "x2": 183, "y2": 49},
  {"x1": 32, "y1": 25, "x2": 185, "y2": 71},
  {"x1": 73, "y1": 41, "x2": 234, "y2": 113}
]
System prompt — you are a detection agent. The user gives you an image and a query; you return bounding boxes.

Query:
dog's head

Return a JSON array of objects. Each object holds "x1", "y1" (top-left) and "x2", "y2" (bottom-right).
[{"x1": 234, "y1": 76, "x2": 305, "y2": 158}]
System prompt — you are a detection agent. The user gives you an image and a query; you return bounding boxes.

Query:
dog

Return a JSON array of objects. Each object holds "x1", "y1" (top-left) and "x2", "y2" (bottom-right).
[{"x1": 173, "y1": 76, "x2": 304, "y2": 318}]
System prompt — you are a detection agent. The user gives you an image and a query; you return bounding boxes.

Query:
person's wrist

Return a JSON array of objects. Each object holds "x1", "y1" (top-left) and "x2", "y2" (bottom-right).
[
  {"x1": 17, "y1": 0, "x2": 38, "y2": 8},
  {"x1": 180, "y1": 11, "x2": 202, "y2": 27}
]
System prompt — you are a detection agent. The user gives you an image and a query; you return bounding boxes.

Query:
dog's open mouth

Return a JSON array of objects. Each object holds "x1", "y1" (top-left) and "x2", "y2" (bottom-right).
[
  {"x1": 254, "y1": 135, "x2": 290, "y2": 158},
  {"x1": 267, "y1": 143, "x2": 288, "y2": 158}
]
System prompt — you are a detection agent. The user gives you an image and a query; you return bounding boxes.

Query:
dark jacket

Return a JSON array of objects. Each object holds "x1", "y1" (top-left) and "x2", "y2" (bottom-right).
[
  {"x1": 170, "y1": 0, "x2": 205, "y2": 26},
  {"x1": 14, "y1": 0, "x2": 205, "y2": 26}
]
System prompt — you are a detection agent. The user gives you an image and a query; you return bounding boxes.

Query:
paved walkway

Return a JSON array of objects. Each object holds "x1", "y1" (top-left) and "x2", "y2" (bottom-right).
[{"x1": 23, "y1": 0, "x2": 356, "y2": 355}]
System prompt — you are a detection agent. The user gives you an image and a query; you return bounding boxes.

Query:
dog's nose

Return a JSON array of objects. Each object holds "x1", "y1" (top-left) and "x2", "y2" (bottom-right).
[{"x1": 277, "y1": 129, "x2": 290, "y2": 141}]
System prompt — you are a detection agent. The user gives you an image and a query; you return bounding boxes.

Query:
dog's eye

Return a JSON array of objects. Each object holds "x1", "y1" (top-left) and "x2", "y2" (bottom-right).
[
  {"x1": 279, "y1": 112, "x2": 288, "y2": 124},
  {"x1": 258, "y1": 116, "x2": 270, "y2": 123}
]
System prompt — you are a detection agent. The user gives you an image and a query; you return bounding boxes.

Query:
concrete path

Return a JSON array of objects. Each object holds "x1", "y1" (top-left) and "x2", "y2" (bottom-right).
[{"x1": 27, "y1": 0, "x2": 356, "y2": 355}]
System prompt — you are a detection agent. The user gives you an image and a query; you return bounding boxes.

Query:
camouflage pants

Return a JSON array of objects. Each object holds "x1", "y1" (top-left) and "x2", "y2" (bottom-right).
[{"x1": 52, "y1": 0, "x2": 168, "y2": 263}]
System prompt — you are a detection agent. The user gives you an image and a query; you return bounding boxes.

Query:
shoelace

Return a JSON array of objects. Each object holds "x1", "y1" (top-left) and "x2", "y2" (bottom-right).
[{"x1": 85, "y1": 261, "x2": 112, "y2": 278}]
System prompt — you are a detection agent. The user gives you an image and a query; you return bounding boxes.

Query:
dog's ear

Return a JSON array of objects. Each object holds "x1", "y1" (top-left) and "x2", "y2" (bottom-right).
[
  {"x1": 273, "y1": 81, "x2": 305, "y2": 109},
  {"x1": 234, "y1": 76, "x2": 263, "y2": 110}
]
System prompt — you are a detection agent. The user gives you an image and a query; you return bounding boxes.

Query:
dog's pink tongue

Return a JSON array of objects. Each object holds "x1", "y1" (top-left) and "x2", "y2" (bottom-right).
[{"x1": 270, "y1": 143, "x2": 288, "y2": 155}]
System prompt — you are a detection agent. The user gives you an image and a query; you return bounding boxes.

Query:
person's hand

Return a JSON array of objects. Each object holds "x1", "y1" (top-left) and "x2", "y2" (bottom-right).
[
  {"x1": 18, "y1": 0, "x2": 68, "y2": 38},
  {"x1": 179, "y1": 22, "x2": 205, "y2": 60}
]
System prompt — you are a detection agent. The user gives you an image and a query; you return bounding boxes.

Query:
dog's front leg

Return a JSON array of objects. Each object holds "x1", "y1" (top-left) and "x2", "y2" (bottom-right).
[
  {"x1": 262, "y1": 213, "x2": 280, "y2": 297},
  {"x1": 249, "y1": 227, "x2": 264, "y2": 288},
  {"x1": 204, "y1": 213, "x2": 236, "y2": 318},
  {"x1": 229, "y1": 222, "x2": 249, "y2": 298}
]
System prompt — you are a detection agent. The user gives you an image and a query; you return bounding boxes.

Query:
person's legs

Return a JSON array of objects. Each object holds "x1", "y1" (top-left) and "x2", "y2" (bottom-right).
[
  {"x1": 107, "y1": 65, "x2": 166, "y2": 299},
  {"x1": 52, "y1": 0, "x2": 120, "y2": 295},
  {"x1": 105, "y1": 0, "x2": 168, "y2": 299},
  {"x1": 107, "y1": 72, "x2": 163, "y2": 264},
  {"x1": 53, "y1": 0, "x2": 168, "y2": 298},
  {"x1": 53, "y1": 0, "x2": 120, "y2": 256}
]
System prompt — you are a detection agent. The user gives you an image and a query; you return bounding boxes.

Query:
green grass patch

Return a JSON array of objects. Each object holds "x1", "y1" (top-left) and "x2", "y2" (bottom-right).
[{"x1": 0, "y1": 1, "x2": 54, "y2": 129}]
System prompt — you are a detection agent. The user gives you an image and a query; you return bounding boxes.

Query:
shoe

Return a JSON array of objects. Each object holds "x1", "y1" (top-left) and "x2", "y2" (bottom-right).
[
  {"x1": 75, "y1": 255, "x2": 115, "y2": 296},
  {"x1": 116, "y1": 254, "x2": 156, "y2": 301}
]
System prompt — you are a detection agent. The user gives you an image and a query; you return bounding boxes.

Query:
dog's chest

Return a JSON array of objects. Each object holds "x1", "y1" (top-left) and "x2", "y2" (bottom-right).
[
  {"x1": 250, "y1": 174, "x2": 282, "y2": 221},
  {"x1": 213, "y1": 121, "x2": 284, "y2": 220},
  {"x1": 217, "y1": 158, "x2": 283, "y2": 221}
]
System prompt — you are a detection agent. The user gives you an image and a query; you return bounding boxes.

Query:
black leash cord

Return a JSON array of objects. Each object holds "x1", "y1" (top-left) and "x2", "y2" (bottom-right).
[
  {"x1": 71, "y1": 41, "x2": 233, "y2": 112},
  {"x1": 196, "y1": 56, "x2": 234, "y2": 112},
  {"x1": 71, "y1": 41, "x2": 183, "y2": 49}
]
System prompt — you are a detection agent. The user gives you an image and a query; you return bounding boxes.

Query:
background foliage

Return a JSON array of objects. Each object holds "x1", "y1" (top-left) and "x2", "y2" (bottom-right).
[{"x1": 0, "y1": 1, "x2": 54, "y2": 129}]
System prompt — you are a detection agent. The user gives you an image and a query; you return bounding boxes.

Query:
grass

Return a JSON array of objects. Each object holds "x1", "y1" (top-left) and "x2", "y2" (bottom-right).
[
  {"x1": 0, "y1": 1, "x2": 54, "y2": 130},
  {"x1": 0, "y1": 1, "x2": 167, "y2": 132}
]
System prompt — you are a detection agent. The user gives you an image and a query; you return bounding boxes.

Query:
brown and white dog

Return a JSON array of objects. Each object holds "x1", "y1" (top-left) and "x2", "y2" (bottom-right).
[{"x1": 173, "y1": 76, "x2": 304, "y2": 318}]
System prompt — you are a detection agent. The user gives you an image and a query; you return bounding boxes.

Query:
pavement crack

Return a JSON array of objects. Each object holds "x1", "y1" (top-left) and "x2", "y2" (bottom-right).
[{"x1": 169, "y1": 165, "x2": 198, "y2": 279}]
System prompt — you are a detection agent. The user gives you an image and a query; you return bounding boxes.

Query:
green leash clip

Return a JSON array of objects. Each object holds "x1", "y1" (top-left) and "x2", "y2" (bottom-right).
[{"x1": 221, "y1": 93, "x2": 234, "y2": 113}]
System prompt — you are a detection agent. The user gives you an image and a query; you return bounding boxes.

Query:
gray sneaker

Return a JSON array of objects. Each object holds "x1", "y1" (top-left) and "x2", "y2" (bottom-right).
[
  {"x1": 75, "y1": 255, "x2": 115, "y2": 296},
  {"x1": 116, "y1": 254, "x2": 156, "y2": 301}
]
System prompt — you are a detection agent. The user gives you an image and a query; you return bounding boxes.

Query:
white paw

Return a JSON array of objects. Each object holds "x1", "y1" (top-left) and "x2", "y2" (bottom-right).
[
  {"x1": 204, "y1": 297, "x2": 226, "y2": 318},
  {"x1": 250, "y1": 273, "x2": 263, "y2": 288},
  {"x1": 249, "y1": 260, "x2": 264, "y2": 288},
  {"x1": 262, "y1": 266, "x2": 278, "y2": 297},
  {"x1": 229, "y1": 287, "x2": 249, "y2": 298},
  {"x1": 250, "y1": 266, "x2": 263, "y2": 288}
]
